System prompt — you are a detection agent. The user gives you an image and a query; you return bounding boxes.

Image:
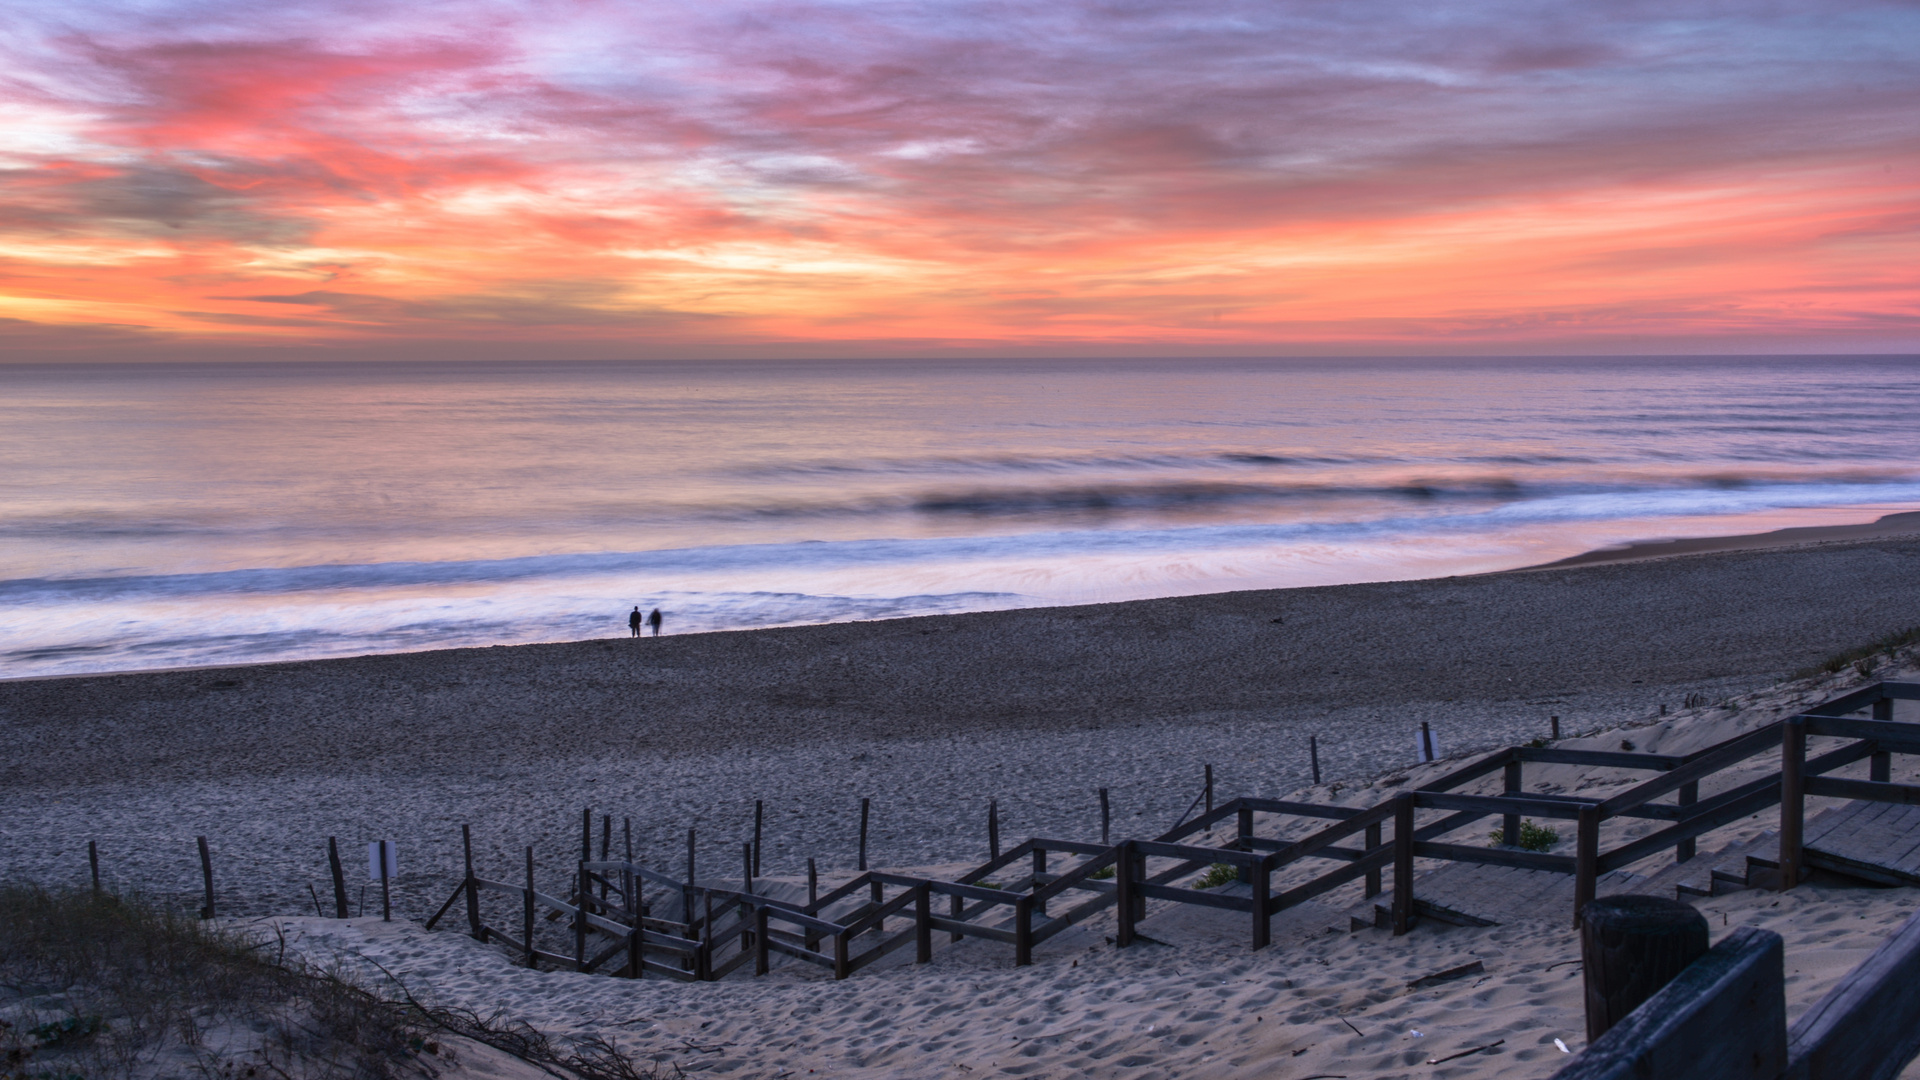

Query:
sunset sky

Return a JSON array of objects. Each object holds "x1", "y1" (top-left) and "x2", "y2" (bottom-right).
[{"x1": 3, "y1": 0, "x2": 1917, "y2": 360}]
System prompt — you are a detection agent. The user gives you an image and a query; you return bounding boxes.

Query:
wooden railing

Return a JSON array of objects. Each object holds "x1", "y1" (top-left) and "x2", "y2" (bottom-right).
[
  {"x1": 427, "y1": 680, "x2": 1919, "y2": 978},
  {"x1": 1552, "y1": 905, "x2": 1920, "y2": 1080}
]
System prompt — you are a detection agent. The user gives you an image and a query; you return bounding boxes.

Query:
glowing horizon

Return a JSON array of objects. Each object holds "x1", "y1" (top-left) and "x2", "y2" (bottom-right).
[{"x1": 3, "y1": 0, "x2": 1918, "y2": 360}]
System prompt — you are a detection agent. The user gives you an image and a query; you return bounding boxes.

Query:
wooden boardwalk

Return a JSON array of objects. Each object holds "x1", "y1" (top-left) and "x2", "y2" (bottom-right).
[{"x1": 1804, "y1": 800, "x2": 1920, "y2": 886}]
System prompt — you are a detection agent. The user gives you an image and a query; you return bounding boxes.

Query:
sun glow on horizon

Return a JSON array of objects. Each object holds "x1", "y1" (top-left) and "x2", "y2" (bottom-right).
[{"x1": 2, "y1": 1, "x2": 1917, "y2": 359}]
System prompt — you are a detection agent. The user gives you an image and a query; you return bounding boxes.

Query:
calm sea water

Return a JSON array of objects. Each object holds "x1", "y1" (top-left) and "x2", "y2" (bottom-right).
[{"x1": 4, "y1": 356, "x2": 1918, "y2": 679}]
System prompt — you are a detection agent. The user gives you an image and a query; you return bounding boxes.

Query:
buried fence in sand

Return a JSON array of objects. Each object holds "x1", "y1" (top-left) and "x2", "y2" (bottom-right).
[{"x1": 82, "y1": 681, "x2": 1920, "y2": 987}]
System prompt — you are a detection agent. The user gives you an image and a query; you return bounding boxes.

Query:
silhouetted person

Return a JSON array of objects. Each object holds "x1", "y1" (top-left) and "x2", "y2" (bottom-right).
[
  {"x1": 648, "y1": 608, "x2": 663, "y2": 636},
  {"x1": 628, "y1": 606, "x2": 642, "y2": 637}
]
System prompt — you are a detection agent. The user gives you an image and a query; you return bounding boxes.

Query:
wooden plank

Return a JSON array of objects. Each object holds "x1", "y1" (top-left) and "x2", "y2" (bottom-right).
[
  {"x1": 1599, "y1": 724, "x2": 1783, "y2": 816},
  {"x1": 1233, "y1": 798, "x2": 1364, "y2": 820},
  {"x1": 1802, "y1": 717, "x2": 1920, "y2": 755},
  {"x1": 1269, "y1": 800, "x2": 1395, "y2": 866},
  {"x1": 1414, "y1": 841, "x2": 1576, "y2": 873},
  {"x1": 1414, "y1": 749, "x2": 1515, "y2": 794},
  {"x1": 1134, "y1": 881, "x2": 1255, "y2": 912},
  {"x1": 1781, "y1": 907, "x2": 1920, "y2": 1080},
  {"x1": 1550, "y1": 926, "x2": 1785, "y2": 1080},
  {"x1": 1517, "y1": 748, "x2": 1685, "y2": 770},
  {"x1": 1805, "y1": 776, "x2": 1920, "y2": 806},
  {"x1": 871, "y1": 871, "x2": 1021, "y2": 906},
  {"x1": 1417, "y1": 791, "x2": 1590, "y2": 819},
  {"x1": 928, "y1": 915, "x2": 1018, "y2": 944},
  {"x1": 1132, "y1": 838, "x2": 1259, "y2": 863}
]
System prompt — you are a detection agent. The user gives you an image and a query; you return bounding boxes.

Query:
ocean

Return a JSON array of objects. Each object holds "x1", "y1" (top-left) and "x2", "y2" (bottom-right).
[{"x1": 4, "y1": 355, "x2": 1918, "y2": 679}]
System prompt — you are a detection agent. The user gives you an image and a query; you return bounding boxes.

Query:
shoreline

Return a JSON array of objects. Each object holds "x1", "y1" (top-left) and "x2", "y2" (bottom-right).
[{"x1": 11, "y1": 510, "x2": 1920, "y2": 687}]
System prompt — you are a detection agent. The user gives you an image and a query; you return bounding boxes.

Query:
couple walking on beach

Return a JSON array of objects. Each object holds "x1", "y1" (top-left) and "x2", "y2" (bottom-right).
[{"x1": 628, "y1": 606, "x2": 663, "y2": 637}]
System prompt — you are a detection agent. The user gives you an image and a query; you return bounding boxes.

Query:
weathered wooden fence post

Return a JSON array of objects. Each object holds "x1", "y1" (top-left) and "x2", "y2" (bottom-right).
[
  {"x1": 1099, "y1": 788, "x2": 1111, "y2": 846},
  {"x1": 1014, "y1": 895, "x2": 1034, "y2": 966},
  {"x1": 1365, "y1": 820, "x2": 1383, "y2": 899},
  {"x1": 742, "y1": 841, "x2": 754, "y2": 895},
  {"x1": 753, "y1": 799, "x2": 764, "y2": 877},
  {"x1": 915, "y1": 883, "x2": 932, "y2": 963},
  {"x1": 378, "y1": 840, "x2": 392, "y2": 922},
  {"x1": 1249, "y1": 854, "x2": 1271, "y2": 950},
  {"x1": 1237, "y1": 802, "x2": 1255, "y2": 883},
  {"x1": 1780, "y1": 716, "x2": 1806, "y2": 892},
  {"x1": 1574, "y1": 804, "x2": 1601, "y2": 927},
  {"x1": 1552, "y1": 715, "x2": 1561, "y2": 740},
  {"x1": 88, "y1": 840, "x2": 99, "y2": 894},
  {"x1": 859, "y1": 797, "x2": 870, "y2": 872},
  {"x1": 1502, "y1": 755, "x2": 1523, "y2": 848},
  {"x1": 463, "y1": 825, "x2": 483, "y2": 940},
  {"x1": 574, "y1": 859, "x2": 589, "y2": 971},
  {"x1": 1031, "y1": 845, "x2": 1048, "y2": 916},
  {"x1": 326, "y1": 837, "x2": 348, "y2": 918},
  {"x1": 1391, "y1": 795, "x2": 1414, "y2": 935},
  {"x1": 988, "y1": 798, "x2": 1000, "y2": 861},
  {"x1": 1114, "y1": 840, "x2": 1136, "y2": 947},
  {"x1": 1872, "y1": 697, "x2": 1894, "y2": 782},
  {"x1": 1582, "y1": 895, "x2": 1710, "y2": 1042},
  {"x1": 197, "y1": 836, "x2": 215, "y2": 920},
  {"x1": 523, "y1": 846, "x2": 537, "y2": 968},
  {"x1": 1309, "y1": 735, "x2": 1321, "y2": 784},
  {"x1": 1204, "y1": 764, "x2": 1214, "y2": 812}
]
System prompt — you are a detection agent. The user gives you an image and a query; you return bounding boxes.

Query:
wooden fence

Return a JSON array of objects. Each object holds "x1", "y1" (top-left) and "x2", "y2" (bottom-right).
[{"x1": 413, "y1": 680, "x2": 1917, "y2": 979}]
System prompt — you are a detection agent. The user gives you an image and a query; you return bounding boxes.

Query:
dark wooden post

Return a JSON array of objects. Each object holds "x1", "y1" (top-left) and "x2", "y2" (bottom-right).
[
  {"x1": 1099, "y1": 788, "x2": 1111, "y2": 846},
  {"x1": 1676, "y1": 781, "x2": 1698, "y2": 863},
  {"x1": 988, "y1": 798, "x2": 1000, "y2": 861},
  {"x1": 833, "y1": 930, "x2": 849, "y2": 979},
  {"x1": 1551, "y1": 715, "x2": 1560, "y2": 740},
  {"x1": 1014, "y1": 895, "x2": 1034, "y2": 966},
  {"x1": 580, "y1": 807, "x2": 592, "y2": 870},
  {"x1": 1115, "y1": 840, "x2": 1136, "y2": 947},
  {"x1": 869, "y1": 876, "x2": 884, "y2": 934},
  {"x1": 915, "y1": 883, "x2": 932, "y2": 963},
  {"x1": 328, "y1": 837, "x2": 348, "y2": 918},
  {"x1": 1309, "y1": 735, "x2": 1321, "y2": 785},
  {"x1": 1581, "y1": 894, "x2": 1710, "y2": 1041},
  {"x1": 1420, "y1": 721, "x2": 1436, "y2": 763},
  {"x1": 600, "y1": 814, "x2": 611, "y2": 900},
  {"x1": 1204, "y1": 764, "x2": 1214, "y2": 812},
  {"x1": 1391, "y1": 796, "x2": 1414, "y2": 935},
  {"x1": 950, "y1": 892, "x2": 964, "y2": 944},
  {"x1": 197, "y1": 836, "x2": 215, "y2": 920},
  {"x1": 1249, "y1": 855, "x2": 1270, "y2": 950},
  {"x1": 1780, "y1": 717, "x2": 1806, "y2": 892},
  {"x1": 742, "y1": 841, "x2": 754, "y2": 895},
  {"x1": 378, "y1": 840, "x2": 391, "y2": 922},
  {"x1": 463, "y1": 825, "x2": 483, "y2": 939},
  {"x1": 858, "y1": 798, "x2": 870, "y2": 872},
  {"x1": 1031, "y1": 845, "x2": 1048, "y2": 915},
  {"x1": 1872, "y1": 698, "x2": 1894, "y2": 782},
  {"x1": 1236, "y1": 803, "x2": 1255, "y2": 883},
  {"x1": 523, "y1": 846, "x2": 537, "y2": 968},
  {"x1": 753, "y1": 800, "x2": 764, "y2": 877},
  {"x1": 754, "y1": 902, "x2": 771, "y2": 975},
  {"x1": 1129, "y1": 843, "x2": 1146, "y2": 924},
  {"x1": 88, "y1": 840, "x2": 99, "y2": 894},
  {"x1": 807, "y1": 858, "x2": 818, "y2": 906},
  {"x1": 1502, "y1": 758, "x2": 1522, "y2": 848},
  {"x1": 686, "y1": 827, "x2": 696, "y2": 886},
  {"x1": 1364, "y1": 821, "x2": 1383, "y2": 898},
  {"x1": 624, "y1": 817, "x2": 632, "y2": 862},
  {"x1": 574, "y1": 861, "x2": 589, "y2": 971},
  {"x1": 700, "y1": 892, "x2": 714, "y2": 980},
  {"x1": 1574, "y1": 805, "x2": 1601, "y2": 927},
  {"x1": 627, "y1": 865, "x2": 645, "y2": 979}
]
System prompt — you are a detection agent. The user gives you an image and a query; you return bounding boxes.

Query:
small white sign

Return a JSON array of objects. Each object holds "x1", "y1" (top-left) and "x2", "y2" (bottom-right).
[
  {"x1": 1416, "y1": 728, "x2": 1444, "y2": 763},
  {"x1": 367, "y1": 841, "x2": 398, "y2": 882}
]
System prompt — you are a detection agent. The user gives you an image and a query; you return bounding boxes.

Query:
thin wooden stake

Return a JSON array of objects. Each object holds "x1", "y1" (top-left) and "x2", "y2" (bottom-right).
[
  {"x1": 687, "y1": 827, "x2": 696, "y2": 886},
  {"x1": 463, "y1": 825, "x2": 482, "y2": 939},
  {"x1": 807, "y1": 858, "x2": 818, "y2": 905},
  {"x1": 1205, "y1": 764, "x2": 1214, "y2": 812},
  {"x1": 523, "y1": 846, "x2": 537, "y2": 968},
  {"x1": 753, "y1": 800, "x2": 764, "y2": 877},
  {"x1": 858, "y1": 797, "x2": 870, "y2": 872},
  {"x1": 1309, "y1": 735, "x2": 1321, "y2": 785},
  {"x1": 742, "y1": 841, "x2": 754, "y2": 895},
  {"x1": 88, "y1": 840, "x2": 99, "y2": 893},
  {"x1": 1420, "y1": 721, "x2": 1435, "y2": 763},
  {"x1": 378, "y1": 839, "x2": 391, "y2": 922},
  {"x1": 197, "y1": 836, "x2": 215, "y2": 920},
  {"x1": 1099, "y1": 788, "x2": 1111, "y2": 846},
  {"x1": 327, "y1": 837, "x2": 348, "y2": 918},
  {"x1": 988, "y1": 798, "x2": 1000, "y2": 860},
  {"x1": 1551, "y1": 715, "x2": 1561, "y2": 740},
  {"x1": 600, "y1": 814, "x2": 611, "y2": 900}
]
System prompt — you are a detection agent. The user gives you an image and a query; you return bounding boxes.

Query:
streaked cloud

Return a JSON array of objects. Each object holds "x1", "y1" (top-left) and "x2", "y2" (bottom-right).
[{"x1": 1, "y1": 0, "x2": 1916, "y2": 357}]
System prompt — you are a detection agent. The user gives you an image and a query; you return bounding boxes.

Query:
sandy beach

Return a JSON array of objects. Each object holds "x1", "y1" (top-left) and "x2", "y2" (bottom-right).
[{"x1": 7, "y1": 527, "x2": 1920, "y2": 1077}]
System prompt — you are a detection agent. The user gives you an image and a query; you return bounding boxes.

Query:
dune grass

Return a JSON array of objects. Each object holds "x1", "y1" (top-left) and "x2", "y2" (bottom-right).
[{"x1": 0, "y1": 884, "x2": 677, "y2": 1080}]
